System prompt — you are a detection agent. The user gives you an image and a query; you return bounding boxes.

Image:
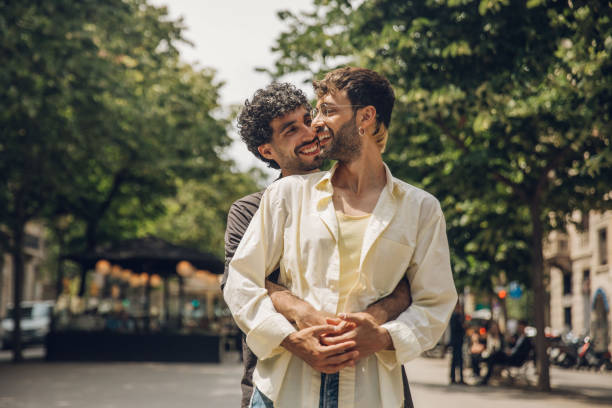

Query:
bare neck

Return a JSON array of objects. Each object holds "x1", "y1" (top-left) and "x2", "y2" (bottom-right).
[
  {"x1": 333, "y1": 146, "x2": 386, "y2": 195},
  {"x1": 331, "y1": 144, "x2": 386, "y2": 216}
]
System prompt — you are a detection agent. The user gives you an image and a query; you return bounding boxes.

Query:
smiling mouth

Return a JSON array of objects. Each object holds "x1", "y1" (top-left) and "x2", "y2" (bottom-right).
[
  {"x1": 317, "y1": 128, "x2": 332, "y2": 147},
  {"x1": 297, "y1": 138, "x2": 321, "y2": 156}
]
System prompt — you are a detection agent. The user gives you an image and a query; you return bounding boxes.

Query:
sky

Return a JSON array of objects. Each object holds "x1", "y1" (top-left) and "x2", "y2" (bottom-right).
[{"x1": 148, "y1": 0, "x2": 315, "y2": 179}]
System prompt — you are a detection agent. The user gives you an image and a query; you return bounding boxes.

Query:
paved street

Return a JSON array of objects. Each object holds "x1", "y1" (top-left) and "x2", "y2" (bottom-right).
[
  {"x1": 0, "y1": 348, "x2": 610, "y2": 407},
  {"x1": 405, "y1": 355, "x2": 612, "y2": 408}
]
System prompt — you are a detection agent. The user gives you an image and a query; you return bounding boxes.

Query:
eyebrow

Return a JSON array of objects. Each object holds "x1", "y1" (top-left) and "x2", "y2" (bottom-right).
[{"x1": 278, "y1": 119, "x2": 297, "y2": 135}]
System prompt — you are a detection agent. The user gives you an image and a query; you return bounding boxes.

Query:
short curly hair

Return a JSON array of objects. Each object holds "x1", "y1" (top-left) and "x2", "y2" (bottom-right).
[{"x1": 237, "y1": 82, "x2": 310, "y2": 169}]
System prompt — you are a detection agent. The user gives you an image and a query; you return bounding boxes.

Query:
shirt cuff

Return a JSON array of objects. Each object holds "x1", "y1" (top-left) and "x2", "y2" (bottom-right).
[
  {"x1": 381, "y1": 321, "x2": 421, "y2": 364},
  {"x1": 375, "y1": 349, "x2": 398, "y2": 371},
  {"x1": 245, "y1": 314, "x2": 296, "y2": 360}
]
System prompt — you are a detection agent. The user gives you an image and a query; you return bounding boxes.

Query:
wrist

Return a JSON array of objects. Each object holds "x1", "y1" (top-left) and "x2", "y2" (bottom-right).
[
  {"x1": 281, "y1": 331, "x2": 298, "y2": 351},
  {"x1": 269, "y1": 289, "x2": 298, "y2": 322},
  {"x1": 379, "y1": 327, "x2": 394, "y2": 350},
  {"x1": 364, "y1": 305, "x2": 388, "y2": 325}
]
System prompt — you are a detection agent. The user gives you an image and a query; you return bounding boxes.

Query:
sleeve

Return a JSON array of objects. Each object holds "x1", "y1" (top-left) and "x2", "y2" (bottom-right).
[
  {"x1": 223, "y1": 187, "x2": 296, "y2": 360},
  {"x1": 381, "y1": 198, "x2": 458, "y2": 364},
  {"x1": 221, "y1": 198, "x2": 257, "y2": 290}
]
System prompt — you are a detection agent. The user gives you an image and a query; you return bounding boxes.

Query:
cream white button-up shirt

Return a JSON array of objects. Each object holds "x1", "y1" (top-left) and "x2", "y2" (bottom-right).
[{"x1": 224, "y1": 163, "x2": 457, "y2": 408}]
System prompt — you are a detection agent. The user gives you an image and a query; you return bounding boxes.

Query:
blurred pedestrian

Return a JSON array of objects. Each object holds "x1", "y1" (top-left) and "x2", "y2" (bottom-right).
[
  {"x1": 469, "y1": 329, "x2": 485, "y2": 378},
  {"x1": 449, "y1": 301, "x2": 466, "y2": 384},
  {"x1": 478, "y1": 320, "x2": 532, "y2": 385},
  {"x1": 482, "y1": 320, "x2": 504, "y2": 360}
]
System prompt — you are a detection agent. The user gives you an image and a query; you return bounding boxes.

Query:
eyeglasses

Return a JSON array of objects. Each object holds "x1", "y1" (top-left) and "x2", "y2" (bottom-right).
[{"x1": 311, "y1": 104, "x2": 364, "y2": 120}]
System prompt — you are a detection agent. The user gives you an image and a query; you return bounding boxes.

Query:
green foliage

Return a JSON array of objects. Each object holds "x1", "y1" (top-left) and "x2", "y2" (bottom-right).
[
  {"x1": 270, "y1": 0, "x2": 612, "y2": 287},
  {"x1": 0, "y1": 0, "x2": 257, "y2": 254},
  {"x1": 0, "y1": 0, "x2": 263, "y2": 361},
  {"x1": 270, "y1": 0, "x2": 612, "y2": 389},
  {"x1": 138, "y1": 172, "x2": 260, "y2": 259}
]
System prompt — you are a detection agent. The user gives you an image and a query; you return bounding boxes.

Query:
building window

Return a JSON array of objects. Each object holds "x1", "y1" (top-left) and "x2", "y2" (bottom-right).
[
  {"x1": 24, "y1": 233, "x2": 40, "y2": 250},
  {"x1": 580, "y1": 212, "x2": 590, "y2": 232},
  {"x1": 564, "y1": 307, "x2": 572, "y2": 327},
  {"x1": 582, "y1": 269, "x2": 590, "y2": 295},
  {"x1": 599, "y1": 228, "x2": 608, "y2": 265},
  {"x1": 579, "y1": 212, "x2": 590, "y2": 246},
  {"x1": 562, "y1": 272, "x2": 572, "y2": 295}
]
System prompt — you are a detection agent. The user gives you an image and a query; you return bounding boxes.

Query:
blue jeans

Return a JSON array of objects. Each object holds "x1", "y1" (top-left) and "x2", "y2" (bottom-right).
[
  {"x1": 319, "y1": 373, "x2": 339, "y2": 408},
  {"x1": 250, "y1": 388, "x2": 274, "y2": 408},
  {"x1": 250, "y1": 373, "x2": 339, "y2": 408}
]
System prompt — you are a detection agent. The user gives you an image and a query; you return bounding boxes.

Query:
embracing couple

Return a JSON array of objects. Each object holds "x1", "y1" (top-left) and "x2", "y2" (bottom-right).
[{"x1": 222, "y1": 67, "x2": 457, "y2": 408}]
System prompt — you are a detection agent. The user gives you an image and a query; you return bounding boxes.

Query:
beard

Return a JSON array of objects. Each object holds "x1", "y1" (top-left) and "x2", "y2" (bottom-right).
[
  {"x1": 280, "y1": 137, "x2": 324, "y2": 174},
  {"x1": 328, "y1": 115, "x2": 362, "y2": 163}
]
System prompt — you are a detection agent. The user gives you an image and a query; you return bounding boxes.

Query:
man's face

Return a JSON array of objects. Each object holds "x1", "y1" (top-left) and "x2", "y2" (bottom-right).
[
  {"x1": 258, "y1": 106, "x2": 327, "y2": 176},
  {"x1": 312, "y1": 90, "x2": 362, "y2": 163}
]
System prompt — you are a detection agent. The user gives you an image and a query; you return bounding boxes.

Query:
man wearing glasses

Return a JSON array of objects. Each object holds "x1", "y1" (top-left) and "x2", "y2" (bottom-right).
[{"x1": 225, "y1": 68, "x2": 457, "y2": 407}]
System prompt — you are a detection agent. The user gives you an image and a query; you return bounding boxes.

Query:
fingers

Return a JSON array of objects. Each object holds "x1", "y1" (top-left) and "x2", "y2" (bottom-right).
[
  {"x1": 310, "y1": 324, "x2": 343, "y2": 337},
  {"x1": 324, "y1": 318, "x2": 355, "y2": 333},
  {"x1": 325, "y1": 317, "x2": 343, "y2": 325},
  {"x1": 317, "y1": 349, "x2": 359, "y2": 373},
  {"x1": 320, "y1": 339, "x2": 357, "y2": 355},
  {"x1": 319, "y1": 351, "x2": 359, "y2": 373},
  {"x1": 320, "y1": 331, "x2": 354, "y2": 345},
  {"x1": 325, "y1": 349, "x2": 359, "y2": 366},
  {"x1": 338, "y1": 312, "x2": 366, "y2": 324}
]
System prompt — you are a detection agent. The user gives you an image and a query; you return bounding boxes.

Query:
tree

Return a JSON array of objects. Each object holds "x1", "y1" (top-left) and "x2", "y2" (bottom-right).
[
  {"x1": 0, "y1": 0, "x2": 121, "y2": 361},
  {"x1": 269, "y1": 0, "x2": 612, "y2": 390},
  {"x1": 0, "y1": 0, "x2": 239, "y2": 361},
  {"x1": 138, "y1": 172, "x2": 261, "y2": 259}
]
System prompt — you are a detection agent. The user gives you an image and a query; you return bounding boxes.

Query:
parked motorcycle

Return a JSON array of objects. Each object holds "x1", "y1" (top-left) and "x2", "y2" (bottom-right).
[
  {"x1": 576, "y1": 336, "x2": 600, "y2": 370},
  {"x1": 549, "y1": 332, "x2": 580, "y2": 369}
]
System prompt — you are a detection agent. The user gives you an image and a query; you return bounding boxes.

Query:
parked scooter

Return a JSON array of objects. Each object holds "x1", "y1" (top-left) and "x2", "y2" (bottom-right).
[
  {"x1": 549, "y1": 332, "x2": 580, "y2": 368},
  {"x1": 577, "y1": 336, "x2": 600, "y2": 370},
  {"x1": 596, "y1": 350, "x2": 612, "y2": 371}
]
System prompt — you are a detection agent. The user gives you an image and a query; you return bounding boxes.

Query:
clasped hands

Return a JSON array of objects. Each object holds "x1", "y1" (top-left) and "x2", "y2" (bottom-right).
[{"x1": 281, "y1": 310, "x2": 393, "y2": 374}]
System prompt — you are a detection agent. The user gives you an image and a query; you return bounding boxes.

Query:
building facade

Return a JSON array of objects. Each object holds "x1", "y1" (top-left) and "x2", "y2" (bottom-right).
[
  {"x1": 546, "y1": 210, "x2": 611, "y2": 353},
  {"x1": 1, "y1": 222, "x2": 50, "y2": 318}
]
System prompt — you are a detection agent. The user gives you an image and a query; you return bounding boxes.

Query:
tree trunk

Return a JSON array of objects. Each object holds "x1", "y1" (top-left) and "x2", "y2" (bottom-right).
[
  {"x1": 144, "y1": 278, "x2": 151, "y2": 332},
  {"x1": 55, "y1": 229, "x2": 65, "y2": 300},
  {"x1": 163, "y1": 277, "x2": 169, "y2": 329},
  {"x1": 78, "y1": 221, "x2": 99, "y2": 297},
  {"x1": 10, "y1": 221, "x2": 26, "y2": 363},
  {"x1": 500, "y1": 295, "x2": 508, "y2": 331},
  {"x1": 529, "y1": 203, "x2": 550, "y2": 391},
  {"x1": 0, "y1": 253, "x2": 4, "y2": 324}
]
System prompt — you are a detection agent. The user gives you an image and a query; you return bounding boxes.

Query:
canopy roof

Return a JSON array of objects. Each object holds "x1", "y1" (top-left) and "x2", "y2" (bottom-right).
[{"x1": 65, "y1": 236, "x2": 224, "y2": 277}]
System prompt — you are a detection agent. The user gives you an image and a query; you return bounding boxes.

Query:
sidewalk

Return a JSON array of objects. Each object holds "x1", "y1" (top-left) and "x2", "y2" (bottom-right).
[
  {"x1": 405, "y1": 354, "x2": 612, "y2": 407},
  {"x1": 0, "y1": 348, "x2": 610, "y2": 407}
]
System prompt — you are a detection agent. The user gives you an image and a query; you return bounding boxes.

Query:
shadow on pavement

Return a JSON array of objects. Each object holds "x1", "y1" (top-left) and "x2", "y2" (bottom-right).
[{"x1": 414, "y1": 381, "x2": 612, "y2": 406}]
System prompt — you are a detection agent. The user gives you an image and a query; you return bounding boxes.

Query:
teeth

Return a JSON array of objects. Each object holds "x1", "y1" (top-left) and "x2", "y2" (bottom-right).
[{"x1": 301, "y1": 144, "x2": 318, "y2": 154}]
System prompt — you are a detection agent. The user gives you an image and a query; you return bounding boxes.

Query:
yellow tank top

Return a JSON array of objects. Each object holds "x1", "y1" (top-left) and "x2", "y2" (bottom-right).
[{"x1": 335, "y1": 210, "x2": 371, "y2": 313}]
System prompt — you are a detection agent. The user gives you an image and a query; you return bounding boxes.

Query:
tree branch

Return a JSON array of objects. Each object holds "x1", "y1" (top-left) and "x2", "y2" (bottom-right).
[{"x1": 435, "y1": 115, "x2": 529, "y2": 202}]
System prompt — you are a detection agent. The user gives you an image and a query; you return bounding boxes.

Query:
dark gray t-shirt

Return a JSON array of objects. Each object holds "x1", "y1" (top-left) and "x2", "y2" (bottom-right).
[
  {"x1": 223, "y1": 189, "x2": 413, "y2": 408},
  {"x1": 222, "y1": 190, "x2": 265, "y2": 408}
]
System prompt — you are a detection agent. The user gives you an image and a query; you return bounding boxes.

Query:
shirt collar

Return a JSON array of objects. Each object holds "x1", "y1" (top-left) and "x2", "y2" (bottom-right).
[{"x1": 315, "y1": 161, "x2": 399, "y2": 199}]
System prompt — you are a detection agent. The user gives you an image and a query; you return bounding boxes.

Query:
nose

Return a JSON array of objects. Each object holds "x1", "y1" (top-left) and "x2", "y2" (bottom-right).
[
  {"x1": 302, "y1": 122, "x2": 316, "y2": 138},
  {"x1": 311, "y1": 109, "x2": 325, "y2": 128}
]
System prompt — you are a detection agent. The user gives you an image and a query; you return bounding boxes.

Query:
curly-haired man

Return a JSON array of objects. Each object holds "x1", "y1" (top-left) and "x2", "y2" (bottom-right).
[{"x1": 222, "y1": 82, "x2": 414, "y2": 408}]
